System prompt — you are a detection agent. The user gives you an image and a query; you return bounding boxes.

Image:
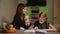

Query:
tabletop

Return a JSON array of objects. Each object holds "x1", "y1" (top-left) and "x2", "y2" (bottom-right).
[{"x1": 0, "y1": 30, "x2": 58, "y2": 34}]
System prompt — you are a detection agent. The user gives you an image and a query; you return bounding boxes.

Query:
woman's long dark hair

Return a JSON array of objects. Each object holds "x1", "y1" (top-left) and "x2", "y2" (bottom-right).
[
  {"x1": 15, "y1": 3, "x2": 26, "y2": 17},
  {"x1": 13, "y1": 3, "x2": 26, "y2": 22}
]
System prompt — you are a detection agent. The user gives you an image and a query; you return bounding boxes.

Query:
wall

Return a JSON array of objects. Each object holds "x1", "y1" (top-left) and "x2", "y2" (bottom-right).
[
  {"x1": 47, "y1": 0, "x2": 53, "y2": 23},
  {"x1": 17, "y1": 0, "x2": 27, "y2": 4},
  {"x1": 0, "y1": 0, "x2": 18, "y2": 25}
]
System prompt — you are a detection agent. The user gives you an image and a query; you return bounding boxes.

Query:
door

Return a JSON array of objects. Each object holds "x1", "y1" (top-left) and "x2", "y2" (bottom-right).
[{"x1": 53, "y1": 0, "x2": 60, "y2": 31}]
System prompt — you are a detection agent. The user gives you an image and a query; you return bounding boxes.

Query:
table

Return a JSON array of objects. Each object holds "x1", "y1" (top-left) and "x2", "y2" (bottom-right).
[{"x1": 0, "y1": 30, "x2": 58, "y2": 34}]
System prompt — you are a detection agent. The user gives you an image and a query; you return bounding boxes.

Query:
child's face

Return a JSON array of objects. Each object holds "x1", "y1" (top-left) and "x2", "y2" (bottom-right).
[
  {"x1": 25, "y1": 19, "x2": 30, "y2": 23},
  {"x1": 25, "y1": 16, "x2": 30, "y2": 23},
  {"x1": 39, "y1": 13, "x2": 46, "y2": 21},
  {"x1": 40, "y1": 13, "x2": 46, "y2": 18}
]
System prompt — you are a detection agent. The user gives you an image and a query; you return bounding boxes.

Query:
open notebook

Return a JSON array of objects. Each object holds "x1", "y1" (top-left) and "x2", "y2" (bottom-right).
[
  {"x1": 24, "y1": 29, "x2": 47, "y2": 34},
  {"x1": 24, "y1": 29, "x2": 35, "y2": 33}
]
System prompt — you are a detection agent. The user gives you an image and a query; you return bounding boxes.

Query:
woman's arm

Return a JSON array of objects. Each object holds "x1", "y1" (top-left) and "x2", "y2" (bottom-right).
[{"x1": 20, "y1": 27, "x2": 25, "y2": 30}]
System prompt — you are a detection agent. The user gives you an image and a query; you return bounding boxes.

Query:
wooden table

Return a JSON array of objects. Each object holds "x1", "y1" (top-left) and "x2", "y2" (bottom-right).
[{"x1": 0, "y1": 30, "x2": 58, "y2": 34}]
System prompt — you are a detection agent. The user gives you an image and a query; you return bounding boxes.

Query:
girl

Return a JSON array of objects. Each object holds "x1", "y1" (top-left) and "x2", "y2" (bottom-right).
[{"x1": 30, "y1": 12, "x2": 57, "y2": 31}]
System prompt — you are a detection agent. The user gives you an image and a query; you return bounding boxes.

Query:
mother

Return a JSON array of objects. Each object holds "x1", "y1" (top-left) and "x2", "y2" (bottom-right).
[{"x1": 12, "y1": 3, "x2": 26, "y2": 30}]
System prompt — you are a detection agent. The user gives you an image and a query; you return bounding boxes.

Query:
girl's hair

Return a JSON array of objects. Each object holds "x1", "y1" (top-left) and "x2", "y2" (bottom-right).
[{"x1": 39, "y1": 12, "x2": 47, "y2": 20}]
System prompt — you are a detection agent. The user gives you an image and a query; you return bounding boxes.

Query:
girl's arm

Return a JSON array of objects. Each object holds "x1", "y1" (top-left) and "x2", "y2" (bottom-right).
[{"x1": 48, "y1": 24, "x2": 57, "y2": 31}]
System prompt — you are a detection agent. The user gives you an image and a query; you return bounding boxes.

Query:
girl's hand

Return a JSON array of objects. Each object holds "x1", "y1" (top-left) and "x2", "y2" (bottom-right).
[{"x1": 35, "y1": 27, "x2": 38, "y2": 30}]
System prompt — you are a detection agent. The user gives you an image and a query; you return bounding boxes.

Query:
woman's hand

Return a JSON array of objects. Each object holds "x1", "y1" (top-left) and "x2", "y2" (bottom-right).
[{"x1": 20, "y1": 27, "x2": 25, "y2": 30}]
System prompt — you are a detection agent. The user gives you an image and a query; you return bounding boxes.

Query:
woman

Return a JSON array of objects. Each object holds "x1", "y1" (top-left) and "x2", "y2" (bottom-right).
[
  {"x1": 30, "y1": 12, "x2": 57, "y2": 31},
  {"x1": 11, "y1": 3, "x2": 28, "y2": 30}
]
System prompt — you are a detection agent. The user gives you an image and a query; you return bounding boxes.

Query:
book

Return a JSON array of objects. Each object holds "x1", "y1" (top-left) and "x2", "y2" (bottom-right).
[{"x1": 24, "y1": 29, "x2": 47, "y2": 34}]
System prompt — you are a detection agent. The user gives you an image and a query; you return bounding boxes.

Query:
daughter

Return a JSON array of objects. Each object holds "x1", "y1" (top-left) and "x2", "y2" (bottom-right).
[{"x1": 20, "y1": 16, "x2": 32, "y2": 30}]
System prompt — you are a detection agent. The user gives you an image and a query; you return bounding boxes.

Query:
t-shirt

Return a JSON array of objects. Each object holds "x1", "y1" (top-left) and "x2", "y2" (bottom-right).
[{"x1": 34, "y1": 21, "x2": 50, "y2": 29}]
